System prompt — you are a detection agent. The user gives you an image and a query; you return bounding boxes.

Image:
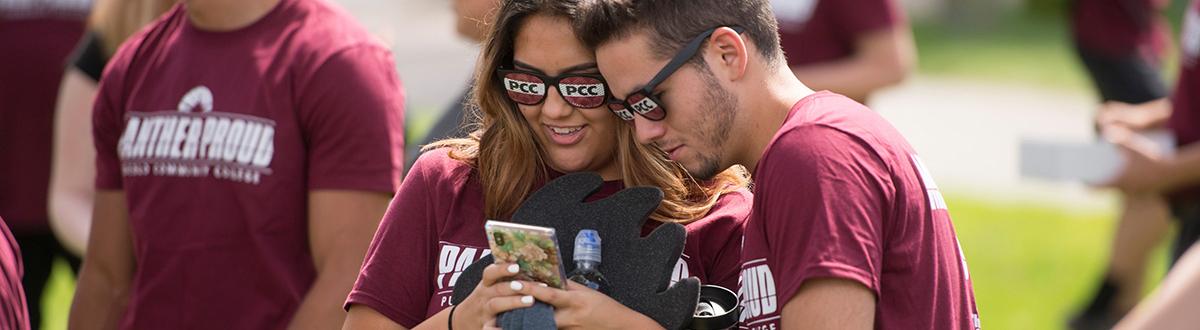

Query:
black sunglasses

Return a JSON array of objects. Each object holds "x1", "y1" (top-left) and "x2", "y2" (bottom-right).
[
  {"x1": 497, "y1": 69, "x2": 610, "y2": 109},
  {"x1": 607, "y1": 26, "x2": 745, "y2": 121}
]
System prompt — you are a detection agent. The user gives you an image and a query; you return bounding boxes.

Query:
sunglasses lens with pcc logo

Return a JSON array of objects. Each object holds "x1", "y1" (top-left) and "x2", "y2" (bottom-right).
[
  {"x1": 502, "y1": 72, "x2": 547, "y2": 105},
  {"x1": 626, "y1": 93, "x2": 666, "y2": 121},
  {"x1": 557, "y1": 76, "x2": 607, "y2": 108},
  {"x1": 607, "y1": 102, "x2": 636, "y2": 121}
]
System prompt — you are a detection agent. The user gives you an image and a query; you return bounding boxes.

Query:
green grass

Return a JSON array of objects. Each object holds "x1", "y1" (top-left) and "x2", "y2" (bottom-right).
[
  {"x1": 41, "y1": 258, "x2": 75, "y2": 330},
  {"x1": 913, "y1": 15, "x2": 1093, "y2": 91},
  {"x1": 948, "y1": 194, "x2": 1169, "y2": 330}
]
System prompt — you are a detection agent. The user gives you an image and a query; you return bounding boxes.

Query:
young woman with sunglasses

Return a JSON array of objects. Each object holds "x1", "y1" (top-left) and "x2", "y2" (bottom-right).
[{"x1": 341, "y1": 1, "x2": 751, "y2": 329}]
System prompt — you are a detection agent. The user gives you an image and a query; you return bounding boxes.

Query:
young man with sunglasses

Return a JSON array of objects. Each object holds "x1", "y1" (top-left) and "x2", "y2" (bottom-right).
[{"x1": 575, "y1": 0, "x2": 979, "y2": 328}]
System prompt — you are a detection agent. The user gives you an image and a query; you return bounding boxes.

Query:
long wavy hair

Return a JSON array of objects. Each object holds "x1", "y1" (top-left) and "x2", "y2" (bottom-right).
[{"x1": 428, "y1": 0, "x2": 749, "y2": 222}]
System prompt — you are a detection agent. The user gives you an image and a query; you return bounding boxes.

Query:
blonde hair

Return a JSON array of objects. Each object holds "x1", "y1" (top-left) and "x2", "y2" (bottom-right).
[{"x1": 428, "y1": 0, "x2": 748, "y2": 222}]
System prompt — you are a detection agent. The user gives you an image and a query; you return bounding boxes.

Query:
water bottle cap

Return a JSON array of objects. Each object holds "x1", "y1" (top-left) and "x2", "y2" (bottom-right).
[{"x1": 574, "y1": 229, "x2": 602, "y2": 263}]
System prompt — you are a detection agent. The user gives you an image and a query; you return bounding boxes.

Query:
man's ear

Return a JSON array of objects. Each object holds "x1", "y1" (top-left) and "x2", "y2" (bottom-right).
[{"x1": 706, "y1": 27, "x2": 749, "y2": 81}]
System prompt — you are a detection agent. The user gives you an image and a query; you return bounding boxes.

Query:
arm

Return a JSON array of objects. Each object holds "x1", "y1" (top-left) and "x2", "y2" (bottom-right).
[
  {"x1": 1115, "y1": 243, "x2": 1200, "y2": 329},
  {"x1": 289, "y1": 190, "x2": 390, "y2": 330},
  {"x1": 790, "y1": 26, "x2": 915, "y2": 103},
  {"x1": 1096, "y1": 99, "x2": 1172, "y2": 131},
  {"x1": 68, "y1": 190, "x2": 135, "y2": 330},
  {"x1": 780, "y1": 278, "x2": 876, "y2": 330},
  {"x1": 1103, "y1": 126, "x2": 1200, "y2": 193},
  {"x1": 49, "y1": 68, "x2": 100, "y2": 256}
]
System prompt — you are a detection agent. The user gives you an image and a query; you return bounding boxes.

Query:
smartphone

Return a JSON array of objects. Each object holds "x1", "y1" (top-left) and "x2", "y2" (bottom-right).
[{"x1": 484, "y1": 220, "x2": 568, "y2": 289}]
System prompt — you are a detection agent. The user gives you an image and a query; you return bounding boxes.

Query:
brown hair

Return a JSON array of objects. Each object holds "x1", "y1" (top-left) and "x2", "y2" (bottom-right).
[
  {"x1": 572, "y1": 0, "x2": 782, "y2": 65},
  {"x1": 428, "y1": 0, "x2": 749, "y2": 222},
  {"x1": 88, "y1": 0, "x2": 176, "y2": 55}
]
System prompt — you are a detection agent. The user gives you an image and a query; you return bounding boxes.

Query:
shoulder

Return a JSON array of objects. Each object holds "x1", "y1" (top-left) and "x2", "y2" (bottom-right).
[
  {"x1": 286, "y1": 0, "x2": 389, "y2": 65},
  {"x1": 686, "y1": 188, "x2": 752, "y2": 233},
  {"x1": 764, "y1": 93, "x2": 889, "y2": 173},
  {"x1": 407, "y1": 147, "x2": 476, "y2": 188}
]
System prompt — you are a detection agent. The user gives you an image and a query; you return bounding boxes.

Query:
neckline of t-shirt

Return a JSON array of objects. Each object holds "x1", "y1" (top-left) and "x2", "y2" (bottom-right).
[
  {"x1": 752, "y1": 90, "x2": 835, "y2": 175},
  {"x1": 180, "y1": 0, "x2": 293, "y2": 38}
]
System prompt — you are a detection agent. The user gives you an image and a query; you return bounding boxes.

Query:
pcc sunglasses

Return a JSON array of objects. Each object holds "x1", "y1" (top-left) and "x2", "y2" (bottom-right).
[{"x1": 607, "y1": 26, "x2": 746, "y2": 122}]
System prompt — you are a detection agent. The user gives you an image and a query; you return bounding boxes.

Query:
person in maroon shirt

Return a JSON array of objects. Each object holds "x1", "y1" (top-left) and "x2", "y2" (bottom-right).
[
  {"x1": 1102, "y1": 4, "x2": 1200, "y2": 327},
  {"x1": 772, "y1": 0, "x2": 915, "y2": 103},
  {"x1": 1069, "y1": 0, "x2": 1175, "y2": 328},
  {"x1": 574, "y1": 0, "x2": 978, "y2": 328},
  {"x1": 70, "y1": 0, "x2": 405, "y2": 329},
  {"x1": 1102, "y1": 0, "x2": 1200, "y2": 296},
  {"x1": 342, "y1": 1, "x2": 751, "y2": 329},
  {"x1": 0, "y1": 2, "x2": 86, "y2": 329}
]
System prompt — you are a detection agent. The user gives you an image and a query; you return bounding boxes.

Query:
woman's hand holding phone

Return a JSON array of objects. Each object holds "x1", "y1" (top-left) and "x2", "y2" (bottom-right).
[{"x1": 451, "y1": 263, "x2": 536, "y2": 329}]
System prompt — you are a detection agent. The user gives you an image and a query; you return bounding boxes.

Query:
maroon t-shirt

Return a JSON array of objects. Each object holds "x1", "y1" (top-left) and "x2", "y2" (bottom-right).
[
  {"x1": 346, "y1": 148, "x2": 751, "y2": 327},
  {"x1": 0, "y1": 216, "x2": 28, "y2": 330},
  {"x1": 1072, "y1": 0, "x2": 1170, "y2": 61},
  {"x1": 772, "y1": 0, "x2": 901, "y2": 67},
  {"x1": 1172, "y1": 0, "x2": 1200, "y2": 147},
  {"x1": 1169, "y1": 0, "x2": 1200, "y2": 201},
  {"x1": 91, "y1": 0, "x2": 405, "y2": 328},
  {"x1": 0, "y1": 17, "x2": 85, "y2": 233},
  {"x1": 738, "y1": 92, "x2": 979, "y2": 330}
]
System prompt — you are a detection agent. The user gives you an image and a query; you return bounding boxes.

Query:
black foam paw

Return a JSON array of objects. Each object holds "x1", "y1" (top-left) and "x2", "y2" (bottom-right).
[{"x1": 452, "y1": 172, "x2": 700, "y2": 329}]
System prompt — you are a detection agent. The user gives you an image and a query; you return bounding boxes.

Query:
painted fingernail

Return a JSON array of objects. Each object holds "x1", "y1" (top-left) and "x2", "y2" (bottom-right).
[
  {"x1": 510, "y1": 281, "x2": 523, "y2": 291},
  {"x1": 521, "y1": 295, "x2": 534, "y2": 305},
  {"x1": 507, "y1": 264, "x2": 520, "y2": 274},
  {"x1": 538, "y1": 283, "x2": 548, "y2": 287}
]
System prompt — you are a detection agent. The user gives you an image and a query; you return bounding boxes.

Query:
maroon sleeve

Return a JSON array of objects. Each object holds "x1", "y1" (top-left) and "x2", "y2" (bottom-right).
[
  {"x1": 297, "y1": 44, "x2": 405, "y2": 192},
  {"x1": 759, "y1": 125, "x2": 892, "y2": 304},
  {"x1": 701, "y1": 189, "x2": 751, "y2": 291},
  {"x1": 832, "y1": 0, "x2": 902, "y2": 37},
  {"x1": 92, "y1": 40, "x2": 137, "y2": 190},
  {"x1": 345, "y1": 150, "x2": 441, "y2": 327}
]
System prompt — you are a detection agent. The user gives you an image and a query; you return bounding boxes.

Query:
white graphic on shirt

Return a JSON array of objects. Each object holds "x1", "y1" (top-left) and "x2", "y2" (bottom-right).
[
  {"x1": 1183, "y1": 3, "x2": 1200, "y2": 67},
  {"x1": 738, "y1": 259, "x2": 779, "y2": 328},
  {"x1": 669, "y1": 256, "x2": 691, "y2": 286},
  {"x1": 116, "y1": 86, "x2": 277, "y2": 185},
  {"x1": 910, "y1": 154, "x2": 947, "y2": 211},
  {"x1": 771, "y1": 0, "x2": 818, "y2": 30},
  {"x1": 435, "y1": 242, "x2": 491, "y2": 307},
  {"x1": 911, "y1": 154, "x2": 971, "y2": 278}
]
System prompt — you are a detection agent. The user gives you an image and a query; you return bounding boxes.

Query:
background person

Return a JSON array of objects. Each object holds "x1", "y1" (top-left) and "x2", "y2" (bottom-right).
[
  {"x1": 771, "y1": 0, "x2": 916, "y2": 104},
  {"x1": 69, "y1": 0, "x2": 405, "y2": 328}
]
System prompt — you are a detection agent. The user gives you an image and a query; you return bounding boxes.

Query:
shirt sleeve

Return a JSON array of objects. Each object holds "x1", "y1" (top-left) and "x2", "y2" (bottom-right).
[
  {"x1": 92, "y1": 39, "x2": 137, "y2": 190},
  {"x1": 759, "y1": 125, "x2": 894, "y2": 304},
  {"x1": 345, "y1": 150, "x2": 442, "y2": 327},
  {"x1": 831, "y1": 0, "x2": 902, "y2": 37},
  {"x1": 297, "y1": 44, "x2": 405, "y2": 192}
]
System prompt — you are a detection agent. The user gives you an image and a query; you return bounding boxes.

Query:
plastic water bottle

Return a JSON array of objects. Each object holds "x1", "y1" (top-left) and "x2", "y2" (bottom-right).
[{"x1": 568, "y1": 229, "x2": 610, "y2": 294}]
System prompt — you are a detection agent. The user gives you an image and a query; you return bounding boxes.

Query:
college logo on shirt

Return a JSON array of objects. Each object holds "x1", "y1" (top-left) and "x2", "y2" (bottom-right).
[
  {"x1": 737, "y1": 258, "x2": 779, "y2": 329},
  {"x1": 435, "y1": 242, "x2": 491, "y2": 307},
  {"x1": 116, "y1": 86, "x2": 277, "y2": 185},
  {"x1": 771, "y1": 0, "x2": 818, "y2": 30},
  {"x1": 1183, "y1": 2, "x2": 1200, "y2": 67}
]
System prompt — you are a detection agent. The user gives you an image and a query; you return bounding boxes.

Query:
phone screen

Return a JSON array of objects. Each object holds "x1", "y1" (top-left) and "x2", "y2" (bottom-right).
[{"x1": 484, "y1": 220, "x2": 567, "y2": 289}]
